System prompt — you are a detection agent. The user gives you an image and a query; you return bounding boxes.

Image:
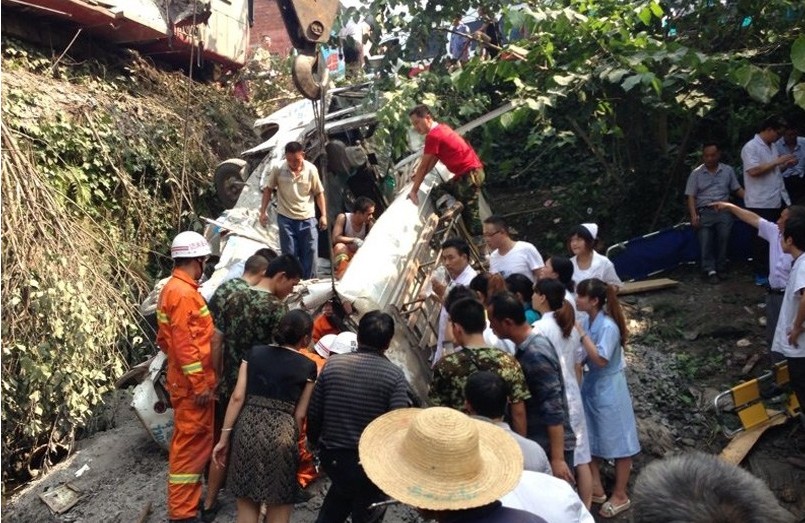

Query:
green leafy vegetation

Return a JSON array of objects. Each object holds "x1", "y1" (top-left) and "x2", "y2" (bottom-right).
[
  {"x1": 1, "y1": 36, "x2": 256, "y2": 483},
  {"x1": 372, "y1": 0, "x2": 804, "y2": 248}
]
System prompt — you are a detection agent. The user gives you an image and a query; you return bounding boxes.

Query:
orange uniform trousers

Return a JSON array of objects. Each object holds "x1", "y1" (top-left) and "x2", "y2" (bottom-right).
[
  {"x1": 168, "y1": 396, "x2": 215, "y2": 519},
  {"x1": 297, "y1": 348, "x2": 325, "y2": 488}
]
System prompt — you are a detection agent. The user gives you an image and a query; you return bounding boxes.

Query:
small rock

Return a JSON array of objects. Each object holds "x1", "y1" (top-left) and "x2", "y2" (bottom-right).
[
  {"x1": 637, "y1": 418, "x2": 676, "y2": 457},
  {"x1": 683, "y1": 329, "x2": 700, "y2": 341},
  {"x1": 736, "y1": 338, "x2": 751, "y2": 347},
  {"x1": 681, "y1": 438, "x2": 696, "y2": 447},
  {"x1": 758, "y1": 316, "x2": 767, "y2": 327},
  {"x1": 700, "y1": 388, "x2": 722, "y2": 410}
]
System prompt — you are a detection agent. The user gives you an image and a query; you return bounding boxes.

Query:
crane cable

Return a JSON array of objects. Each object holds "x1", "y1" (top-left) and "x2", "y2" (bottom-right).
[{"x1": 308, "y1": 51, "x2": 344, "y2": 304}]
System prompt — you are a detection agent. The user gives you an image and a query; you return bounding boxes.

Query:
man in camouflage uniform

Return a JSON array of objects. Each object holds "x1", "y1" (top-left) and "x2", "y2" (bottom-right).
[
  {"x1": 202, "y1": 254, "x2": 303, "y2": 517},
  {"x1": 217, "y1": 254, "x2": 302, "y2": 400},
  {"x1": 429, "y1": 297, "x2": 529, "y2": 436},
  {"x1": 487, "y1": 291, "x2": 576, "y2": 486},
  {"x1": 208, "y1": 255, "x2": 269, "y2": 369}
]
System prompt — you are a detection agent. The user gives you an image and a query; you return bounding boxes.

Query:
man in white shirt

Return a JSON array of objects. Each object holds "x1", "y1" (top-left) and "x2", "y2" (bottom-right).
[
  {"x1": 465, "y1": 371, "x2": 551, "y2": 475},
  {"x1": 776, "y1": 124, "x2": 805, "y2": 205},
  {"x1": 741, "y1": 116, "x2": 798, "y2": 285},
  {"x1": 338, "y1": 8, "x2": 370, "y2": 79},
  {"x1": 432, "y1": 237, "x2": 478, "y2": 364},
  {"x1": 711, "y1": 202, "x2": 804, "y2": 352},
  {"x1": 503, "y1": 471, "x2": 595, "y2": 523},
  {"x1": 772, "y1": 211, "x2": 805, "y2": 416},
  {"x1": 484, "y1": 215, "x2": 544, "y2": 283}
]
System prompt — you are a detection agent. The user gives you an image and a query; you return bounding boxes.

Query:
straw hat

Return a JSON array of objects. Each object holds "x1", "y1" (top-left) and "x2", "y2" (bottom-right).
[
  {"x1": 358, "y1": 407, "x2": 523, "y2": 511},
  {"x1": 314, "y1": 334, "x2": 337, "y2": 358},
  {"x1": 329, "y1": 331, "x2": 358, "y2": 354}
]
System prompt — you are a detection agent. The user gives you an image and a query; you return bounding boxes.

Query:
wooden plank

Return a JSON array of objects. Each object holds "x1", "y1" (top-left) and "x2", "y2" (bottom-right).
[
  {"x1": 719, "y1": 414, "x2": 787, "y2": 465},
  {"x1": 618, "y1": 278, "x2": 678, "y2": 295}
]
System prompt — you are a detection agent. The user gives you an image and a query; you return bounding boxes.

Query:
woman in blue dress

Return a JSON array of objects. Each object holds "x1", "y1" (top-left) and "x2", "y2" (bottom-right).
[{"x1": 575, "y1": 278, "x2": 640, "y2": 519}]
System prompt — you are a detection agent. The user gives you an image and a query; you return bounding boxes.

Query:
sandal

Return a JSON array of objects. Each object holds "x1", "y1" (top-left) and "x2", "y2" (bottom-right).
[
  {"x1": 591, "y1": 493, "x2": 607, "y2": 504},
  {"x1": 599, "y1": 499, "x2": 631, "y2": 518}
]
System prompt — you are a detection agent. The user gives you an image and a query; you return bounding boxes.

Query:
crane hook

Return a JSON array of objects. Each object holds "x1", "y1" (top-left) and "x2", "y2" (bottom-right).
[{"x1": 292, "y1": 52, "x2": 329, "y2": 100}]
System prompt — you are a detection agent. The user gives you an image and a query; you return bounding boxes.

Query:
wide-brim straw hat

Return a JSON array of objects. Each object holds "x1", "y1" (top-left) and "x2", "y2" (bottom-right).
[{"x1": 359, "y1": 407, "x2": 523, "y2": 511}]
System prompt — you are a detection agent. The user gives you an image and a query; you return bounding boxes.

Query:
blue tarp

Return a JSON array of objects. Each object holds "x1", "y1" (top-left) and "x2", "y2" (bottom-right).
[{"x1": 608, "y1": 221, "x2": 755, "y2": 281}]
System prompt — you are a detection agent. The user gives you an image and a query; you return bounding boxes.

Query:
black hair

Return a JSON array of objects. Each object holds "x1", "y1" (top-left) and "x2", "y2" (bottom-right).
[
  {"x1": 465, "y1": 371, "x2": 508, "y2": 419},
  {"x1": 441, "y1": 237, "x2": 471, "y2": 259},
  {"x1": 483, "y1": 215, "x2": 509, "y2": 234},
  {"x1": 408, "y1": 104, "x2": 432, "y2": 118},
  {"x1": 285, "y1": 141, "x2": 304, "y2": 154},
  {"x1": 568, "y1": 224, "x2": 595, "y2": 247},
  {"x1": 547, "y1": 255, "x2": 575, "y2": 292},
  {"x1": 469, "y1": 272, "x2": 507, "y2": 304},
  {"x1": 244, "y1": 254, "x2": 270, "y2": 275},
  {"x1": 444, "y1": 285, "x2": 477, "y2": 313},
  {"x1": 535, "y1": 278, "x2": 575, "y2": 338},
  {"x1": 702, "y1": 142, "x2": 720, "y2": 151},
  {"x1": 254, "y1": 247, "x2": 278, "y2": 263},
  {"x1": 487, "y1": 291, "x2": 526, "y2": 325},
  {"x1": 353, "y1": 196, "x2": 376, "y2": 214},
  {"x1": 577, "y1": 278, "x2": 629, "y2": 343},
  {"x1": 448, "y1": 298, "x2": 486, "y2": 335},
  {"x1": 274, "y1": 309, "x2": 313, "y2": 346},
  {"x1": 357, "y1": 310, "x2": 395, "y2": 352},
  {"x1": 759, "y1": 116, "x2": 786, "y2": 133},
  {"x1": 505, "y1": 273, "x2": 534, "y2": 304},
  {"x1": 783, "y1": 212, "x2": 805, "y2": 251},
  {"x1": 266, "y1": 254, "x2": 303, "y2": 279}
]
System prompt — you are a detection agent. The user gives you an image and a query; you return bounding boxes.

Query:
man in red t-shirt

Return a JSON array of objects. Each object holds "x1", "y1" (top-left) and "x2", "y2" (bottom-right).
[{"x1": 407, "y1": 104, "x2": 486, "y2": 237}]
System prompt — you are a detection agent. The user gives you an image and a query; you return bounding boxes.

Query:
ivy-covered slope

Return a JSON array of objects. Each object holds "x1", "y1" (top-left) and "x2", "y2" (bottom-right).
[{"x1": 0, "y1": 36, "x2": 257, "y2": 484}]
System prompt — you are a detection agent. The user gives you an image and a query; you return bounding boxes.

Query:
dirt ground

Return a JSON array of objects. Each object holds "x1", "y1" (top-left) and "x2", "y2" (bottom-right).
[{"x1": 4, "y1": 262, "x2": 805, "y2": 523}]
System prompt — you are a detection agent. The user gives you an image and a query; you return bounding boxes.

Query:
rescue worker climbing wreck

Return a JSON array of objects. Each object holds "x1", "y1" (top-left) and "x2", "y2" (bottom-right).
[{"x1": 156, "y1": 231, "x2": 217, "y2": 523}]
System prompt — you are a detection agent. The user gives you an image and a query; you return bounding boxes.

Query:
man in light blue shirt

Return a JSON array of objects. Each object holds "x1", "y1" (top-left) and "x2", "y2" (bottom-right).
[
  {"x1": 685, "y1": 143, "x2": 744, "y2": 282},
  {"x1": 776, "y1": 124, "x2": 805, "y2": 205},
  {"x1": 449, "y1": 16, "x2": 471, "y2": 64},
  {"x1": 740, "y1": 116, "x2": 798, "y2": 285}
]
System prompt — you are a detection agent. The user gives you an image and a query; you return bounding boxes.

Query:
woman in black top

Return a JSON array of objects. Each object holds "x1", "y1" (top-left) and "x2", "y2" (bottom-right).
[{"x1": 212, "y1": 310, "x2": 317, "y2": 523}]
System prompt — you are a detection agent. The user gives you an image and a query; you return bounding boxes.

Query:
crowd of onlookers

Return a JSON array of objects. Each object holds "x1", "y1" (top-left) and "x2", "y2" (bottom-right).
[{"x1": 155, "y1": 111, "x2": 803, "y2": 523}]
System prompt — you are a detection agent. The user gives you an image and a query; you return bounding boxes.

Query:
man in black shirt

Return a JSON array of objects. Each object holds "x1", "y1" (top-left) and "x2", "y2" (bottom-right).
[{"x1": 307, "y1": 311, "x2": 411, "y2": 523}]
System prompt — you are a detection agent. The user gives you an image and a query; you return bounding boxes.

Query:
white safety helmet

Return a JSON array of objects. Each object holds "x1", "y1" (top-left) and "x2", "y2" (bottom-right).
[
  {"x1": 170, "y1": 231, "x2": 212, "y2": 259},
  {"x1": 314, "y1": 334, "x2": 338, "y2": 359}
]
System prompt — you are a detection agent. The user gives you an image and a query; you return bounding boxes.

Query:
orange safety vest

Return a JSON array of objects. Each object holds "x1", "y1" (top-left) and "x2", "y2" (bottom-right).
[{"x1": 156, "y1": 268, "x2": 216, "y2": 399}]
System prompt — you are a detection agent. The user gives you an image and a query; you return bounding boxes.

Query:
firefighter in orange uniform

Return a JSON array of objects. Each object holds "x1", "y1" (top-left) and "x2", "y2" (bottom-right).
[{"x1": 157, "y1": 231, "x2": 217, "y2": 522}]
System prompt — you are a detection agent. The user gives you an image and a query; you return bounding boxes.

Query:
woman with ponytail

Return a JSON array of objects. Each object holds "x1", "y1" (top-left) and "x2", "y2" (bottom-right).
[
  {"x1": 575, "y1": 278, "x2": 639, "y2": 519},
  {"x1": 532, "y1": 278, "x2": 593, "y2": 509}
]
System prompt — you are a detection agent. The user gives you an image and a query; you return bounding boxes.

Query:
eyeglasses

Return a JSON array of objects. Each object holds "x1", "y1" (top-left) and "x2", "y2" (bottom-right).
[{"x1": 482, "y1": 230, "x2": 502, "y2": 238}]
